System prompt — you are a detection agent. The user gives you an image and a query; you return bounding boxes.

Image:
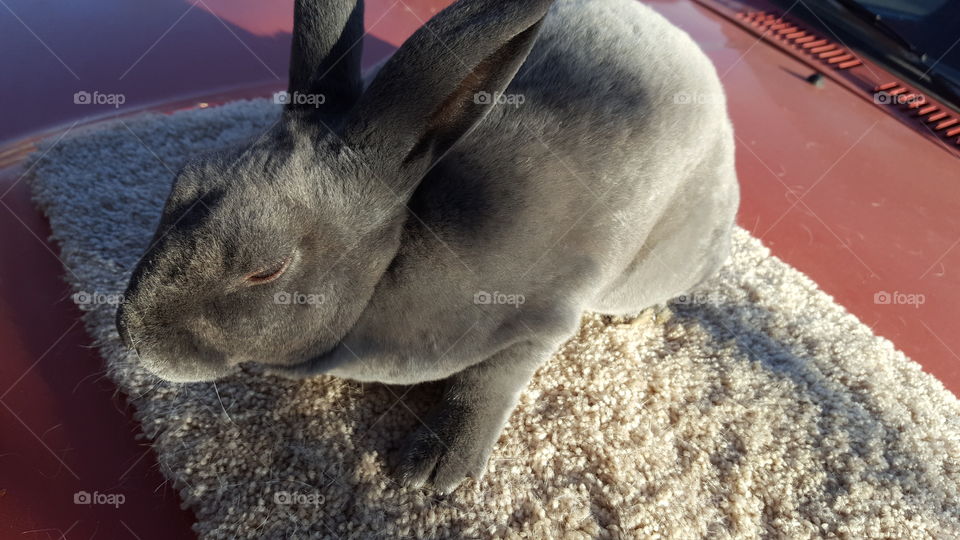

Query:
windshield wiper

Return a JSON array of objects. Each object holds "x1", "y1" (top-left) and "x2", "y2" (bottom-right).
[
  {"x1": 830, "y1": 0, "x2": 928, "y2": 63},
  {"x1": 776, "y1": 0, "x2": 960, "y2": 109}
]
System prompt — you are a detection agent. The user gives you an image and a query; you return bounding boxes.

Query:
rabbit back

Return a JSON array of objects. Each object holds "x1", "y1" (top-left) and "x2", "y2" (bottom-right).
[
  {"x1": 322, "y1": 0, "x2": 739, "y2": 382},
  {"x1": 405, "y1": 0, "x2": 738, "y2": 310}
]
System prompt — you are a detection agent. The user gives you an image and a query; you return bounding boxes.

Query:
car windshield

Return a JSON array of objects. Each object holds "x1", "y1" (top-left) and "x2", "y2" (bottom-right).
[
  {"x1": 854, "y1": 1, "x2": 960, "y2": 76},
  {"x1": 772, "y1": 0, "x2": 960, "y2": 106}
]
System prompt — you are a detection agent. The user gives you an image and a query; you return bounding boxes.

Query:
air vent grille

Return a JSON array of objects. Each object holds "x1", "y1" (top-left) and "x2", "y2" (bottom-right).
[
  {"x1": 735, "y1": 9, "x2": 959, "y2": 150},
  {"x1": 735, "y1": 11, "x2": 863, "y2": 70},
  {"x1": 874, "y1": 82, "x2": 960, "y2": 147}
]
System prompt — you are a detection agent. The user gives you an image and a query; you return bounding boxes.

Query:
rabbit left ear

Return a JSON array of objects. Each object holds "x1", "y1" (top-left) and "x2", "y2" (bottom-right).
[
  {"x1": 341, "y1": 0, "x2": 554, "y2": 196},
  {"x1": 286, "y1": 0, "x2": 365, "y2": 116}
]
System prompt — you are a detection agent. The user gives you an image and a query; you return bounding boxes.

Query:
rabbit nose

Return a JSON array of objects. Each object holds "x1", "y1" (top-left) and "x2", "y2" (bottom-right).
[{"x1": 116, "y1": 304, "x2": 136, "y2": 352}]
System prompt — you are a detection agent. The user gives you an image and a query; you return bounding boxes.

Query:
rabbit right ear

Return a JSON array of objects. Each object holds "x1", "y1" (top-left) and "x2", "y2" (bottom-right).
[
  {"x1": 342, "y1": 0, "x2": 555, "y2": 196},
  {"x1": 286, "y1": 0, "x2": 365, "y2": 116}
]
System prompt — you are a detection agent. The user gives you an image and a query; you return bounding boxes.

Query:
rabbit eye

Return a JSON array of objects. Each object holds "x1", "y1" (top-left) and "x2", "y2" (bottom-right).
[{"x1": 245, "y1": 257, "x2": 291, "y2": 285}]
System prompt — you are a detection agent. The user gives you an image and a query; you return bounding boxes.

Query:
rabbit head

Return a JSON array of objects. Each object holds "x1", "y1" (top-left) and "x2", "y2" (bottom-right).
[{"x1": 116, "y1": 0, "x2": 553, "y2": 382}]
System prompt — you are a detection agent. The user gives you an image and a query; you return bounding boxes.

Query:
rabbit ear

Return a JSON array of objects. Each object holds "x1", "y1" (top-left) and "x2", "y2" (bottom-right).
[
  {"x1": 286, "y1": 0, "x2": 365, "y2": 115},
  {"x1": 343, "y1": 0, "x2": 554, "y2": 194}
]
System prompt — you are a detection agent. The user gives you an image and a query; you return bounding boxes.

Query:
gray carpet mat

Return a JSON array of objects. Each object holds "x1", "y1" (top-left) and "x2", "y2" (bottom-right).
[{"x1": 27, "y1": 99, "x2": 960, "y2": 538}]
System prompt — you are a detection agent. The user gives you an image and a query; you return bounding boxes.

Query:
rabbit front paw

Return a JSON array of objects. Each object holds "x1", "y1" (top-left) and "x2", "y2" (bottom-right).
[{"x1": 394, "y1": 405, "x2": 497, "y2": 494}]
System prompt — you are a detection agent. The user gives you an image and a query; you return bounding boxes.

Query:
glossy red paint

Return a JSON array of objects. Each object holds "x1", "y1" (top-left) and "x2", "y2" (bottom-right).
[
  {"x1": 0, "y1": 0, "x2": 448, "y2": 145},
  {"x1": 0, "y1": 180, "x2": 197, "y2": 539},
  {"x1": 0, "y1": 0, "x2": 957, "y2": 537},
  {"x1": 721, "y1": 5, "x2": 960, "y2": 154},
  {"x1": 659, "y1": 0, "x2": 960, "y2": 390}
]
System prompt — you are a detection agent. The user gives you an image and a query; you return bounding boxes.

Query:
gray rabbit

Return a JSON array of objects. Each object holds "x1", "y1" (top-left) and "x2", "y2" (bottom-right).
[{"x1": 117, "y1": 0, "x2": 739, "y2": 493}]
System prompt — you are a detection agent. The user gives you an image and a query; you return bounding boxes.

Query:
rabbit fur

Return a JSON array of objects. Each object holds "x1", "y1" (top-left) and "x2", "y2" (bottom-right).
[{"x1": 117, "y1": 0, "x2": 739, "y2": 493}]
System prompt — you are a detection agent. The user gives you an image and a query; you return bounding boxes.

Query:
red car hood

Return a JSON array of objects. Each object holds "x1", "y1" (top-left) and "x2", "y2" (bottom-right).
[{"x1": 651, "y1": 0, "x2": 960, "y2": 395}]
